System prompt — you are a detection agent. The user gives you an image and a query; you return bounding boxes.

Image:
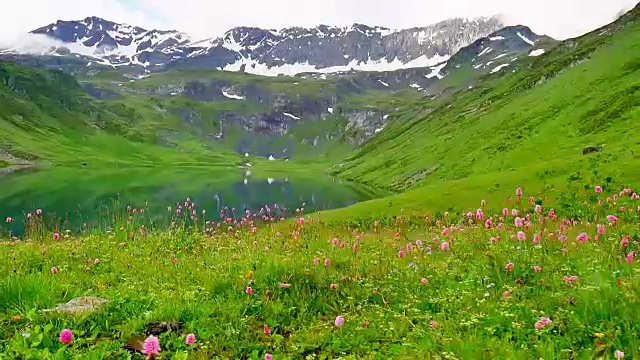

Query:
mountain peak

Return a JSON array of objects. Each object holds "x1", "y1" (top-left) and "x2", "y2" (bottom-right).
[{"x1": 8, "y1": 16, "x2": 513, "y2": 76}]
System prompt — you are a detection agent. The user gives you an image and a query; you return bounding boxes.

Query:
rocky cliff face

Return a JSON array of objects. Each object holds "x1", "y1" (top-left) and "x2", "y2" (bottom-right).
[{"x1": 2, "y1": 16, "x2": 505, "y2": 76}]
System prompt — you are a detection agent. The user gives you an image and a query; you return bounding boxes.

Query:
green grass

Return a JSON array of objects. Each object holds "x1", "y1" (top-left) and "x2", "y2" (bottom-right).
[{"x1": 1, "y1": 182, "x2": 639, "y2": 359}]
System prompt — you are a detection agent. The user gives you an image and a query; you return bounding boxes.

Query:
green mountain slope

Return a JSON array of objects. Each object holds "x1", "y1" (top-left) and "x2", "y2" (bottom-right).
[
  {"x1": 328, "y1": 4, "x2": 640, "y2": 216},
  {"x1": 0, "y1": 62, "x2": 245, "y2": 167}
]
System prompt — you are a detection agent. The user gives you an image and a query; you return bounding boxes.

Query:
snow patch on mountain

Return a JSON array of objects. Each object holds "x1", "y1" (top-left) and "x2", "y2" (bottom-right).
[
  {"x1": 283, "y1": 112, "x2": 301, "y2": 120},
  {"x1": 517, "y1": 32, "x2": 535, "y2": 45},
  {"x1": 529, "y1": 48, "x2": 545, "y2": 57},
  {"x1": 223, "y1": 54, "x2": 450, "y2": 76},
  {"x1": 425, "y1": 62, "x2": 448, "y2": 79},
  {"x1": 221, "y1": 90, "x2": 245, "y2": 100},
  {"x1": 490, "y1": 63, "x2": 510, "y2": 73}
]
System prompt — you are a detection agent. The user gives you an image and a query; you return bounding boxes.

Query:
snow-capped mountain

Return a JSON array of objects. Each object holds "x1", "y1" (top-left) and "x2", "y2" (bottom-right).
[
  {"x1": 2, "y1": 16, "x2": 507, "y2": 76},
  {"x1": 307, "y1": 25, "x2": 555, "y2": 93},
  {"x1": 24, "y1": 16, "x2": 191, "y2": 67}
]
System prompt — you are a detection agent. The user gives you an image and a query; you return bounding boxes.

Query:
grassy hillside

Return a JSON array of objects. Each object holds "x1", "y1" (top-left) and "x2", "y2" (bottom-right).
[
  {"x1": 0, "y1": 62, "x2": 248, "y2": 168},
  {"x1": 330, "y1": 4, "x2": 640, "y2": 217}
]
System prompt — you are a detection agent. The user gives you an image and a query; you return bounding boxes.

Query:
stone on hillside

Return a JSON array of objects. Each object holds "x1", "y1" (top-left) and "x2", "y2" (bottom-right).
[
  {"x1": 582, "y1": 145, "x2": 603, "y2": 155},
  {"x1": 42, "y1": 296, "x2": 109, "y2": 315}
]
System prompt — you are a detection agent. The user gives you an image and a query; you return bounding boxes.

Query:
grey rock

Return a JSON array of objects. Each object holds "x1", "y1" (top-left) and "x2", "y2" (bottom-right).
[{"x1": 42, "y1": 296, "x2": 109, "y2": 315}]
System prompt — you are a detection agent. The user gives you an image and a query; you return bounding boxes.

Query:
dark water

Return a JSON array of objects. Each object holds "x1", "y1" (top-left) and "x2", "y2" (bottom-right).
[{"x1": 0, "y1": 167, "x2": 386, "y2": 235}]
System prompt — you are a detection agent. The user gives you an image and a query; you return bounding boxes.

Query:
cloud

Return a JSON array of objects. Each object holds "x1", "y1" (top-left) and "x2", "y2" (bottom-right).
[
  {"x1": 0, "y1": 33, "x2": 65, "y2": 54},
  {"x1": 0, "y1": 0, "x2": 637, "y2": 45}
]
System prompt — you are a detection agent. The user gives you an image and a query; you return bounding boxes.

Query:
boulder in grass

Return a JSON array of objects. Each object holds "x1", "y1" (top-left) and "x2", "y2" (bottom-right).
[
  {"x1": 582, "y1": 145, "x2": 603, "y2": 155},
  {"x1": 42, "y1": 296, "x2": 109, "y2": 315}
]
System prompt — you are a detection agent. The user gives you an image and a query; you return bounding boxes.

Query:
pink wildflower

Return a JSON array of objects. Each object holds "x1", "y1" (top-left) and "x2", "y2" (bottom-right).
[
  {"x1": 335, "y1": 315, "x2": 344, "y2": 327},
  {"x1": 143, "y1": 335, "x2": 160, "y2": 355},
  {"x1": 440, "y1": 241, "x2": 450, "y2": 251},
  {"x1": 430, "y1": 320, "x2": 437, "y2": 328},
  {"x1": 313, "y1": 258, "x2": 319, "y2": 265},
  {"x1": 5, "y1": 217, "x2": 12, "y2": 224},
  {"x1": 51, "y1": 267, "x2": 58, "y2": 274},
  {"x1": 185, "y1": 333, "x2": 196, "y2": 345},
  {"x1": 563, "y1": 275, "x2": 579, "y2": 285},
  {"x1": 626, "y1": 252, "x2": 634, "y2": 263},
  {"x1": 398, "y1": 250, "x2": 405, "y2": 258},
  {"x1": 595, "y1": 185, "x2": 603, "y2": 193},
  {"x1": 330, "y1": 283, "x2": 337, "y2": 289},
  {"x1": 53, "y1": 233, "x2": 60, "y2": 240},
  {"x1": 515, "y1": 217, "x2": 523, "y2": 228},
  {"x1": 517, "y1": 231, "x2": 526, "y2": 241},
  {"x1": 506, "y1": 262, "x2": 514, "y2": 272},
  {"x1": 265, "y1": 354, "x2": 273, "y2": 360},
  {"x1": 421, "y1": 277, "x2": 429, "y2": 284},
  {"x1": 533, "y1": 265, "x2": 542, "y2": 272},
  {"x1": 59, "y1": 329, "x2": 73, "y2": 345},
  {"x1": 246, "y1": 286, "x2": 253, "y2": 295},
  {"x1": 516, "y1": 187, "x2": 523, "y2": 197},
  {"x1": 502, "y1": 291, "x2": 511, "y2": 297},
  {"x1": 263, "y1": 324, "x2": 271, "y2": 336},
  {"x1": 324, "y1": 259, "x2": 331, "y2": 266},
  {"x1": 36, "y1": 209, "x2": 42, "y2": 215},
  {"x1": 607, "y1": 215, "x2": 618, "y2": 223},
  {"x1": 534, "y1": 317, "x2": 552, "y2": 329},
  {"x1": 615, "y1": 350, "x2": 625, "y2": 359},
  {"x1": 533, "y1": 233, "x2": 541, "y2": 244},
  {"x1": 502, "y1": 208, "x2": 509, "y2": 216}
]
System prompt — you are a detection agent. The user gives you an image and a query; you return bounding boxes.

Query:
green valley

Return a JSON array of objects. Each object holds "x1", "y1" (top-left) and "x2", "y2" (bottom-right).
[{"x1": 1, "y1": 3, "x2": 640, "y2": 359}]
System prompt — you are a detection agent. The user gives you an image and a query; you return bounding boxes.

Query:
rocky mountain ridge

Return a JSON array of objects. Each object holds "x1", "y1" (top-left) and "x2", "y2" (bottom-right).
[{"x1": 3, "y1": 16, "x2": 507, "y2": 76}]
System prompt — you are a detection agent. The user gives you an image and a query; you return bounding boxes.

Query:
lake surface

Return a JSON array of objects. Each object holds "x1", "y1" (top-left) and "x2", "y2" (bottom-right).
[{"x1": 0, "y1": 167, "x2": 386, "y2": 235}]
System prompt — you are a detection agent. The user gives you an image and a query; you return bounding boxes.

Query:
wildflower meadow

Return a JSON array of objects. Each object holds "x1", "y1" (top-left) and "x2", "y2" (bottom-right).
[{"x1": 1, "y1": 184, "x2": 639, "y2": 359}]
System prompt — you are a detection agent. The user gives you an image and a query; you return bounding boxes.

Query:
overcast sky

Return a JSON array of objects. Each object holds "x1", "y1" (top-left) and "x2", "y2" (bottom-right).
[{"x1": 1, "y1": 0, "x2": 637, "y2": 43}]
